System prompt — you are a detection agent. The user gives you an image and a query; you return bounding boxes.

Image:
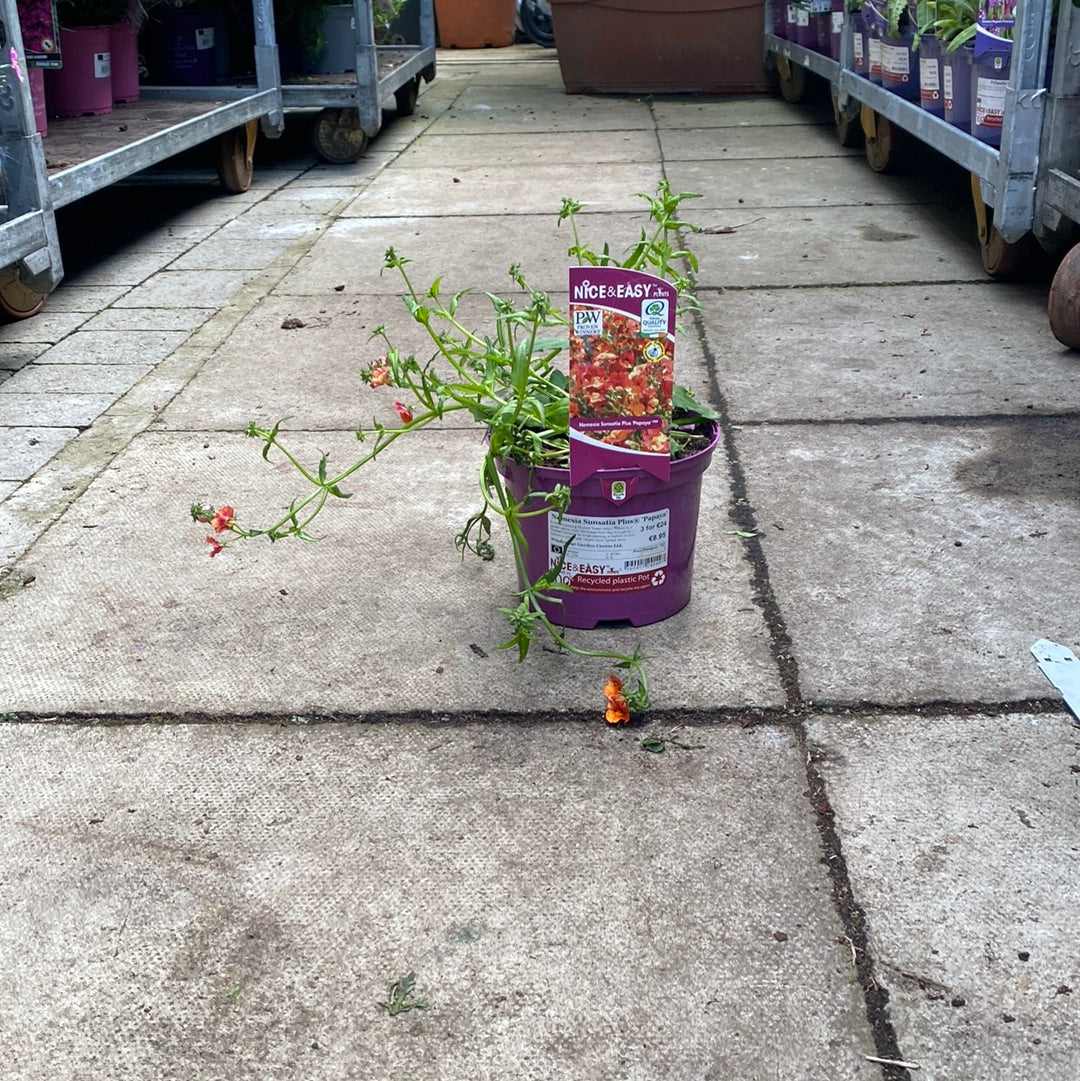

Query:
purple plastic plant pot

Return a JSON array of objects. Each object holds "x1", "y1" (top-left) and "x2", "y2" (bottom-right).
[
  {"x1": 810, "y1": 0, "x2": 831, "y2": 52},
  {"x1": 785, "y1": 1, "x2": 800, "y2": 40},
  {"x1": 498, "y1": 421, "x2": 721, "y2": 630},
  {"x1": 942, "y1": 42, "x2": 972, "y2": 131},
  {"x1": 862, "y1": 2, "x2": 884, "y2": 83},
  {"x1": 918, "y1": 32, "x2": 944, "y2": 116},
  {"x1": 880, "y1": 25, "x2": 920, "y2": 101},
  {"x1": 794, "y1": 3, "x2": 815, "y2": 47},
  {"x1": 109, "y1": 18, "x2": 140, "y2": 104},
  {"x1": 829, "y1": 0, "x2": 844, "y2": 60},
  {"x1": 773, "y1": 0, "x2": 787, "y2": 37},
  {"x1": 850, "y1": 12, "x2": 869, "y2": 76},
  {"x1": 44, "y1": 27, "x2": 112, "y2": 118},
  {"x1": 971, "y1": 26, "x2": 1011, "y2": 145}
]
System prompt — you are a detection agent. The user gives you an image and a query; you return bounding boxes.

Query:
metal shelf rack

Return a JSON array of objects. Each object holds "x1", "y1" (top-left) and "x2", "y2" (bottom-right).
[{"x1": 763, "y1": 0, "x2": 1080, "y2": 345}]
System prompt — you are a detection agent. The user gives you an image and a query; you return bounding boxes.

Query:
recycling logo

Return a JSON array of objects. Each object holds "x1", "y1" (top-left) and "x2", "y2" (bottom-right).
[{"x1": 651, "y1": 569, "x2": 666, "y2": 587}]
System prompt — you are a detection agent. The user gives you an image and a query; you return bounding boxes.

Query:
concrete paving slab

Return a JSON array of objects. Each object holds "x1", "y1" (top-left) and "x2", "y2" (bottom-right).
[
  {"x1": 31, "y1": 330, "x2": 192, "y2": 366},
  {"x1": 119, "y1": 222, "x2": 217, "y2": 253},
  {"x1": 0, "y1": 391, "x2": 115, "y2": 427},
  {"x1": 806, "y1": 712, "x2": 1080, "y2": 1079},
  {"x1": 342, "y1": 162, "x2": 666, "y2": 217},
  {"x1": 61, "y1": 248, "x2": 180, "y2": 287},
  {"x1": 165, "y1": 228, "x2": 319, "y2": 272},
  {"x1": 665, "y1": 156, "x2": 950, "y2": 211},
  {"x1": 735, "y1": 419, "x2": 1080, "y2": 704},
  {"x1": 276, "y1": 211, "x2": 655, "y2": 296},
  {"x1": 700, "y1": 283, "x2": 1078, "y2": 422},
  {"x1": 0, "y1": 427, "x2": 78, "y2": 481},
  {"x1": 692, "y1": 203, "x2": 984, "y2": 288},
  {"x1": 0, "y1": 428, "x2": 780, "y2": 714},
  {"x1": 428, "y1": 87, "x2": 655, "y2": 134},
  {"x1": 660, "y1": 122, "x2": 858, "y2": 161},
  {"x1": 156, "y1": 290, "x2": 717, "y2": 434},
  {"x1": 0, "y1": 363, "x2": 151, "y2": 396},
  {"x1": 290, "y1": 153, "x2": 396, "y2": 184},
  {"x1": 82, "y1": 307, "x2": 216, "y2": 332},
  {"x1": 112, "y1": 269, "x2": 264, "y2": 310},
  {"x1": 395, "y1": 129, "x2": 662, "y2": 167},
  {"x1": 0, "y1": 311, "x2": 90, "y2": 344},
  {"x1": 651, "y1": 96, "x2": 835, "y2": 129},
  {"x1": 0, "y1": 342, "x2": 47, "y2": 371},
  {"x1": 0, "y1": 480, "x2": 15, "y2": 500},
  {"x1": 41, "y1": 284, "x2": 129, "y2": 312},
  {"x1": 0, "y1": 720, "x2": 872, "y2": 1080}
]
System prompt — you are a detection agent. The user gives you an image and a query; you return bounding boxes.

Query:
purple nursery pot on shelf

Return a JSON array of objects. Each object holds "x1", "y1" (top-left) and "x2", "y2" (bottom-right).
[
  {"x1": 971, "y1": 24, "x2": 1012, "y2": 145},
  {"x1": 943, "y1": 42, "x2": 973, "y2": 131},
  {"x1": 918, "y1": 33, "x2": 944, "y2": 117},
  {"x1": 498, "y1": 422, "x2": 720, "y2": 630}
]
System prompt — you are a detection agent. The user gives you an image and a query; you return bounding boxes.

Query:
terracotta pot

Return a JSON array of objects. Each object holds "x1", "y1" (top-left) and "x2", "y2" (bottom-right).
[
  {"x1": 435, "y1": 0, "x2": 516, "y2": 48},
  {"x1": 549, "y1": 0, "x2": 768, "y2": 94}
]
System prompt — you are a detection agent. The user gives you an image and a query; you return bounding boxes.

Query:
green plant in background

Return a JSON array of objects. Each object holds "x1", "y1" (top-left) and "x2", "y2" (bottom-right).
[
  {"x1": 276, "y1": 0, "x2": 409, "y2": 61},
  {"x1": 920, "y1": 0, "x2": 979, "y2": 48},
  {"x1": 191, "y1": 182, "x2": 719, "y2": 725}
]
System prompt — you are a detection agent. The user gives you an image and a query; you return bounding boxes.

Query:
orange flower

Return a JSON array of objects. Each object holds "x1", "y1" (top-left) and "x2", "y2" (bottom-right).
[
  {"x1": 206, "y1": 536, "x2": 225, "y2": 558},
  {"x1": 210, "y1": 505, "x2": 235, "y2": 533},
  {"x1": 394, "y1": 401, "x2": 413, "y2": 424},
  {"x1": 369, "y1": 365, "x2": 390, "y2": 388},
  {"x1": 604, "y1": 675, "x2": 630, "y2": 725}
]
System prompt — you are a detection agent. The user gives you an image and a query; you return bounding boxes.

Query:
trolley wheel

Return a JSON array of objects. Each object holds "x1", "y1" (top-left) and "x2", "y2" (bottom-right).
[
  {"x1": 312, "y1": 108, "x2": 369, "y2": 164},
  {"x1": 969, "y1": 173, "x2": 1045, "y2": 279},
  {"x1": 215, "y1": 121, "x2": 257, "y2": 193},
  {"x1": 1048, "y1": 243, "x2": 1080, "y2": 350},
  {"x1": 394, "y1": 76, "x2": 420, "y2": 117},
  {"x1": 776, "y1": 55, "x2": 807, "y2": 104},
  {"x1": 0, "y1": 270, "x2": 47, "y2": 320},
  {"x1": 832, "y1": 94, "x2": 863, "y2": 149},
  {"x1": 861, "y1": 107, "x2": 901, "y2": 173}
]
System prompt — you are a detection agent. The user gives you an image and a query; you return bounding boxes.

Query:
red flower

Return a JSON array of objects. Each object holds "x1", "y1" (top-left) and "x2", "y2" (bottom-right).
[
  {"x1": 604, "y1": 675, "x2": 630, "y2": 725},
  {"x1": 394, "y1": 401, "x2": 413, "y2": 424},
  {"x1": 210, "y1": 505, "x2": 235, "y2": 533},
  {"x1": 206, "y1": 536, "x2": 225, "y2": 558}
]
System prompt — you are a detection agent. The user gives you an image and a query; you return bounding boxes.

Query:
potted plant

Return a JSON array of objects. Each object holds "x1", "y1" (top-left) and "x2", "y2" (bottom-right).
[
  {"x1": 548, "y1": 0, "x2": 769, "y2": 93},
  {"x1": 434, "y1": 0, "x2": 516, "y2": 48},
  {"x1": 191, "y1": 183, "x2": 721, "y2": 725},
  {"x1": 45, "y1": 0, "x2": 131, "y2": 115},
  {"x1": 275, "y1": 0, "x2": 409, "y2": 73}
]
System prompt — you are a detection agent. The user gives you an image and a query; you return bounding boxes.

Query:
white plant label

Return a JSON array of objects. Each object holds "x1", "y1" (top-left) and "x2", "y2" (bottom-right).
[
  {"x1": 548, "y1": 509, "x2": 670, "y2": 593},
  {"x1": 94, "y1": 52, "x2": 110, "y2": 79},
  {"x1": 975, "y1": 76, "x2": 1007, "y2": 129}
]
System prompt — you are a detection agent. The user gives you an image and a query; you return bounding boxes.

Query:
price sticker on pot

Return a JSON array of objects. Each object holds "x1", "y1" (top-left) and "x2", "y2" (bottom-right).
[
  {"x1": 568, "y1": 266, "x2": 676, "y2": 487},
  {"x1": 549, "y1": 509, "x2": 670, "y2": 594}
]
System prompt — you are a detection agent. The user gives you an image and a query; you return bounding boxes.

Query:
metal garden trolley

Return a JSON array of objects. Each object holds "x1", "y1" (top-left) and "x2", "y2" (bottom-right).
[{"x1": 763, "y1": 0, "x2": 1080, "y2": 348}]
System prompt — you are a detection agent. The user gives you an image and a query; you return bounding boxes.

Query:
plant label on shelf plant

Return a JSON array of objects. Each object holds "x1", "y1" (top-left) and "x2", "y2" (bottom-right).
[{"x1": 568, "y1": 266, "x2": 675, "y2": 488}]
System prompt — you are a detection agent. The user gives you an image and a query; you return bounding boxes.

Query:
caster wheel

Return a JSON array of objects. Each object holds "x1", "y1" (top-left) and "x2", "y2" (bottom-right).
[
  {"x1": 776, "y1": 56, "x2": 807, "y2": 104},
  {"x1": 216, "y1": 121, "x2": 257, "y2": 193},
  {"x1": 312, "y1": 108, "x2": 369, "y2": 164},
  {"x1": 970, "y1": 172, "x2": 1046, "y2": 279},
  {"x1": 1048, "y1": 243, "x2": 1080, "y2": 350},
  {"x1": 394, "y1": 76, "x2": 420, "y2": 117},
  {"x1": 862, "y1": 108, "x2": 901, "y2": 173},
  {"x1": 0, "y1": 270, "x2": 47, "y2": 320}
]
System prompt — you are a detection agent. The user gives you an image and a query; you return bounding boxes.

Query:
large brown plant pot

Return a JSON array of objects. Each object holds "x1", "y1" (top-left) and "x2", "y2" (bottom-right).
[
  {"x1": 435, "y1": 0, "x2": 516, "y2": 47},
  {"x1": 550, "y1": 0, "x2": 768, "y2": 93}
]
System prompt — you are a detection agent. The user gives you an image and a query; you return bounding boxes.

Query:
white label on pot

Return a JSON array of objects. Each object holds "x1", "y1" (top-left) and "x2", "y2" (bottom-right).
[
  {"x1": 548, "y1": 508, "x2": 670, "y2": 592},
  {"x1": 196, "y1": 28, "x2": 215, "y2": 51},
  {"x1": 868, "y1": 37, "x2": 881, "y2": 73},
  {"x1": 796, "y1": 9, "x2": 810, "y2": 27},
  {"x1": 920, "y1": 57, "x2": 939, "y2": 96},
  {"x1": 880, "y1": 42, "x2": 911, "y2": 80},
  {"x1": 975, "y1": 76, "x2": 1007, "y2": 128},
  {"x1": 853, "y1": 34, "x2": 864, "y2": 65},
  {"x1": 943, "y1": 63, "x2": 953, "y2": 105},
  {"x1": 94, "y1": 52, "x2": 111, "y2": 79},
  {"x1": 832, "y1": 11, "x2": 844, "y2": 32}
]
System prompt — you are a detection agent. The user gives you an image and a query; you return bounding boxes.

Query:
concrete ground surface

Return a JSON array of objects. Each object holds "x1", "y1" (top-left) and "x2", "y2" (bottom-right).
[{"x1": 1, "y1": 45, "x2": 1078, "y2": 1081}]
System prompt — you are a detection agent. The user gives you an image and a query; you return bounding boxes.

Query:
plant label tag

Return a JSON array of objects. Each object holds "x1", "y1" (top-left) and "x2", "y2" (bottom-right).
[{"x1": 568, "y1": 266, "x2": 675, "y2": 487}]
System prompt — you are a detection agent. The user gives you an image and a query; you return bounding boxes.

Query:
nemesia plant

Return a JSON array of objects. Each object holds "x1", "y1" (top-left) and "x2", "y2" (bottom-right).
[{"x1": 191, "y1": 182, "x2": 719, "y2": 724}]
